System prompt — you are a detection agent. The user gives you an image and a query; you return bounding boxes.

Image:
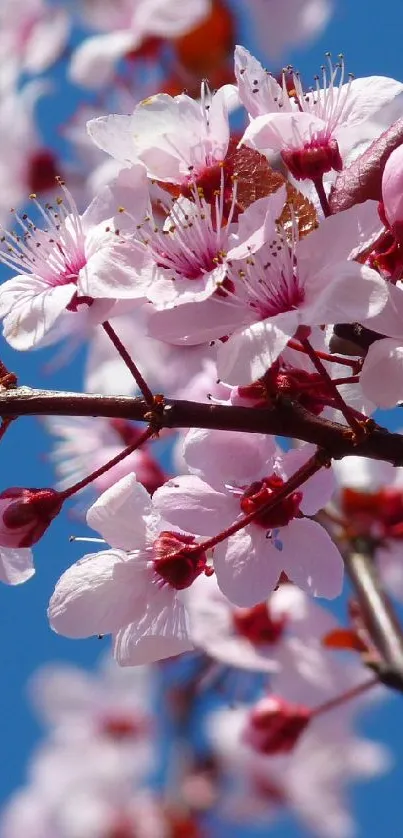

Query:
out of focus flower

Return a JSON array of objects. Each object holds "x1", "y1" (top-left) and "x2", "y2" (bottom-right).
[
  {"x1": 0, "y1": 0, "x2": 69, "y2": 92},
  {"x1": 70, "y1": 0, "x2": 211, "y2": 88}
]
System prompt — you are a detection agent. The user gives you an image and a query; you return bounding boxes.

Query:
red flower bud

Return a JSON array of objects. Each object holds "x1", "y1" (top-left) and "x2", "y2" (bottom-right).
[
  {"x1": 242, "y1": 696, "x2": 311, "y2": 755},
  {"x1": 0, "y1": 487, "x2": 63, "y2": 548}
]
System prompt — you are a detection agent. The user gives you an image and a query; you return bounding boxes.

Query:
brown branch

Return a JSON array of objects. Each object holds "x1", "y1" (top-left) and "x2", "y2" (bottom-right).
[
  {"x1": 1, "y1": 385, "x2": 403, "y2": 465},
  {"x1": 344, "y1": 541, "x2": 403, "y2": 693}
]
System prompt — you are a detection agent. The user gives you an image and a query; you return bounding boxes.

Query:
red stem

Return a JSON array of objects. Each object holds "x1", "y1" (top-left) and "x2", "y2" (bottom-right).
[
  {"x1": 301, "y1": 338, "x2": 364, "y2": 438},
  {"x1": 61, "y1": 425, "x2": 154, "y2": 499},
  {"x1": 102, "y1": 320, "x2": 155, "y2": 407},
  {"x1": 189, "y1": 451, "x2": 326, "y2": 555},
  {"x1": 313, "y1": 176, "x2": 331, "y2": 218},
  {"x1": 311, "y1": 676, "x2": 378, "y2": 717},
  {"x1": 287, "y1": 339, "x2": 359, "y2": 369}
]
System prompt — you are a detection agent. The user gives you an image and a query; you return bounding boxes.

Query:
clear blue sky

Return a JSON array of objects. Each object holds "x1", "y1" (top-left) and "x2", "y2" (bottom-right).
[{"x1": 1, "y1": 2, "x2": 403, "y2": 835}]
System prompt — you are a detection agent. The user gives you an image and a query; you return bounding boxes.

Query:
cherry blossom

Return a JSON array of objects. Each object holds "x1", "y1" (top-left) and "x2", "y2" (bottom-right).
[
  {"x1": 150, "y1": 197, "x2": 388, "y2": 385},
  {"x1": 70, "y1": 0, "x2": 210, "y2": 88},
  {"x1": 0, "y1": 175, "x2": 148, "y2": 351},
  {"x1": 153, "y1": 430, "x2": 343, "y2": 605},
  {"x1": 0, "y1": 84, "x2": 61, "y2": 226},
  {"x1": 244, "y1": 0, "x2": 334, "y2": 59},
  {"x1": 87, "y1": 83, "x2": 235, "y2": 186},
  {"x1": 185, "y1": 576, "x2": 338, "y2": 673},
  {"x1": 208, "y1": 704, "x2": 391, "y2": 838},
  {"x1": 0, "y1": 0, "x2": 69, "y2": 92},
  {"x1": 237, "y1": 47, "x2": 403, "y2": 181},
  {"x1": 48, "y1": 473, "x2": 216, "y2": 665}
]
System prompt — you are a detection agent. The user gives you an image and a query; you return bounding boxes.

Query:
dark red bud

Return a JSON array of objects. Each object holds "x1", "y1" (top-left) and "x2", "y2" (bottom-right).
[{"x1": 0, "y1": 487, "x2": 63, "y2": 548}]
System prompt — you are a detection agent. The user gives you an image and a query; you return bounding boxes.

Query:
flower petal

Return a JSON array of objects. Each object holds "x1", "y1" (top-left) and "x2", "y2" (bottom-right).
[
  {"x1": 214, "y1": 528, "x2": 283, "y2": 607},
  {"x1": 0, "y1": 278, "x2": 76, "y2": 350},
  {"x1": 49, "y1": 550, "x2": 148, "y2": 638},
  {"x1": 87, "y1": 474, "x2": 154, "y2": 550},
  {"x1": 360, "y1": 338, "x2": 403, "y2": 407},
  {"x1": 153, "y1": 474, "x2": 235, "y2": 535},
  {"x1": 217, "y1": 311, "x2": 299, "y2": 385},
  {"x1": 113, "y1": 589, "x2": 193, "y2": 665},
  {"x1": 0, "y1": 547, "x2": 34, "y2": 585},
  {"x1": 280, "y1": 518, "x2": 344, "y2": 599}
]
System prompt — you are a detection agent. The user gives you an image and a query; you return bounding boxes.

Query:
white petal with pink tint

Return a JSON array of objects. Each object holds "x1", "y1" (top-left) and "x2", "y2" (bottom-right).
[
  {"x1": 241, "y1": 112, "x2": 327, "y2": 154},
  {"x1": 153, "y1": 474, "x2": 235, "y2": 535},
  {"x1": 280, "y1": 518, "x2": 343, "y2": 598},
  {"x1": 113, "y1": 588, "x2": 193, "y2": 665},
  {"x1": 183, "y1": 428, "x2": 277, "y2": 488},
  {"x1": 217, "y1": 311, "x2": 299, "y2": 385},
  {"x1": 360, "y1": 338, "x2": 403, "y2": 407},
  {"x1": 70, "y1": 31, "x2": 136, "y2": 88},
  {"x1": 0, "y1": 546, "x2": 35, "y2": 585},
  {"x1": 87, "y1": 474, "x2": 154, "y2": 550},
  {"x1": 49, "y1": 549, "x2": 149, "y2": 638},
  {"x1": 0, "y1": 278, "x2": 76, "y2": 350},
  {"x1": 214, "y1": 528, "x2": 283, "y2": 607}
]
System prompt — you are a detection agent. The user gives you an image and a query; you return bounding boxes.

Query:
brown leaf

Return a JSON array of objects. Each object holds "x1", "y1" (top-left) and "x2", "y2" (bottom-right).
[
  {"x1": 329, "y1": 118, "x2": 403, "y2": 213},
  {"x1": 232, "y1": 145, "x2": 318, "y2": 237}
]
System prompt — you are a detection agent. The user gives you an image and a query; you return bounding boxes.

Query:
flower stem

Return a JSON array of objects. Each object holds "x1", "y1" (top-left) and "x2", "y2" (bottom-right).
[
  {"x1": 61, "y1": 425, "x2": 154, "y2": 499},
  {"x1": 311, "y1": 676, "x2": 379, "y2": 717},
  {"x1": 313, "y1": 176, "x2": 331, "y2": 217},
  {"x1": 301, "y1": 338, "x2": 365, "y2": 438},
  {"x1": 287, "y1": 339, "x2": 359, "y2": 370},
  {"x1": 102, "y1": 320, "x2": 154, "y2": 407}
]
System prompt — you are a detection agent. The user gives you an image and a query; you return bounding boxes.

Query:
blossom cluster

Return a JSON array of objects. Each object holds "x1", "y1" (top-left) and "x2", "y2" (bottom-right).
[{"x1": 2, "y1": 1, "x2": 403, "y2": 833}]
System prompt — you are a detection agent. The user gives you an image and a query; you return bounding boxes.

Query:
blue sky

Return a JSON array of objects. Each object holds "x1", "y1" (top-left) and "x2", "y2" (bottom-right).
[{"x1": 1, "y1": 1, "x2": 403, "y2": 835}]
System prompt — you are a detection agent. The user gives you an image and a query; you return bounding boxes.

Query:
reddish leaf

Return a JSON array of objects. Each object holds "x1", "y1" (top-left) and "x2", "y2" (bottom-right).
[
  {"x1": 329, "y1": 117, "x2": 403, "y2": 213},
  {"x1": 322, "y1": 628, "x2": 367, "y2": 653}
]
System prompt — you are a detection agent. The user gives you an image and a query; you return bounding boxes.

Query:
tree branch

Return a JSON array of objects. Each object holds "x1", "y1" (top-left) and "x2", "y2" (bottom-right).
[
  {"x1": 344, "y1": 542, "x2": 403, "y2": 692},
  {"x1": 1, "y1": 386, "x2": 403, "y2": 465}
]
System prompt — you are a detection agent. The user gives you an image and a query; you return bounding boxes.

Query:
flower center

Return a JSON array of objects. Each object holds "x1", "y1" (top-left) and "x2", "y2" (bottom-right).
[
  {"x1": 101, "y1": 715, "x2": 145, "y2": 740},
  {"x1": 153, "y1": 531, "x2": 210, "y2": 590},
  {"x1": 232, "y1": 602, "x2": 286, "y2": 645},
  {"x1": 282, "y1": 137, "x2": 342, "y2": 181},
  {"x1": 240, "y1": 475, "x2": 302, "y2": 529}
]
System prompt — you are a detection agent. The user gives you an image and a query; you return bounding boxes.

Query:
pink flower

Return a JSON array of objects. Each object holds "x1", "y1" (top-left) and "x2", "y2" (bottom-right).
[
  {"x1": 30, "y1": 656, "x2": 153, "y2": 754},
  {"x1": 208, "y1": 704, "x2": 391, "y2": 838},
  {"x1": 242, "y1": 696, "x2": 311, "y2": 755},
  {"x1": 237, "y1": 47, "x2": 403, "y2": 180},
  {"x1": 48, "y1": 474, "x2": 215, "y2": 665},
  {"x1": 244, "y1": 0, "x2": 333, "y2": 59},
  {"x1": 0, "y1": 0, "x2": 69, "y2": 91},
  {"x1": 70, "y1": 0, "x2": 210, "y2": 88},
  {"x1": 0, "y1": 84, "x2": 60, "y2": 226},
  {"x1": 185, "y1": 576, "x2": 339, "y2": 674},
  {"x1": 153, "y1": 430, "x2": 343, "y2": 605},
  {"x1": 0, "y1": 175, "x2": 147, "y2": 350},
  {"x1": 87, "y1": 83, "x2": 234, "y2": 186},
  {"x1": 150, "y1": 197, "x2": 388, "y2": 385}
]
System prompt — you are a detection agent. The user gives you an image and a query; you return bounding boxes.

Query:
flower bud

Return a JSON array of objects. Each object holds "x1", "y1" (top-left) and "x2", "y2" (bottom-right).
[
  {"x1": 242, "y1": 695, "x2": 311, "y2": 755},
  {"x1": 0, "y1": 487, "x2": 63, "y2": 548}
]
